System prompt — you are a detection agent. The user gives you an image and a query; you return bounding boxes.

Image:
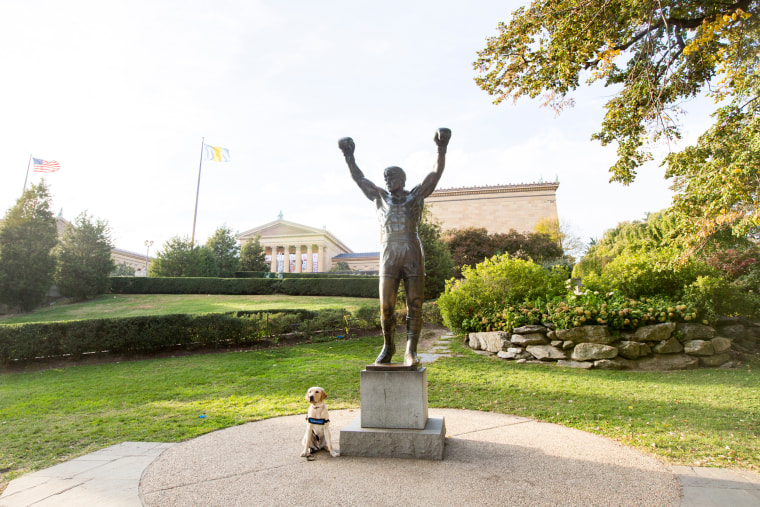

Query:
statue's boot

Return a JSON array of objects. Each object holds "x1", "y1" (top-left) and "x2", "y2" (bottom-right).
[
  {"x1": 376, "y1": 316, "x2": 396, "y2": 363},
  {"x1": 404, "y1": 317, "x2": 422, "y2": 367}
]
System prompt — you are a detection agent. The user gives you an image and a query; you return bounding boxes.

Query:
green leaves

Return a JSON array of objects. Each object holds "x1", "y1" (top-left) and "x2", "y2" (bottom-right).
[{"x1": 475, "y1": 0, "x2": 760, "y2": 184}]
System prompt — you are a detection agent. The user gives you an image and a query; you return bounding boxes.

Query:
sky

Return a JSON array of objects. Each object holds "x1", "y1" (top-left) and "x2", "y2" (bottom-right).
[{"x1": 1, "y1": 0, "x2": 717, "y2": 257}]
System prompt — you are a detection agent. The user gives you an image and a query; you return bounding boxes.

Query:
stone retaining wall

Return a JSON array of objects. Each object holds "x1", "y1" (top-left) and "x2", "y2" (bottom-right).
[{"x1": 467, "y1": 317, "x2": 760, "y2": 370}]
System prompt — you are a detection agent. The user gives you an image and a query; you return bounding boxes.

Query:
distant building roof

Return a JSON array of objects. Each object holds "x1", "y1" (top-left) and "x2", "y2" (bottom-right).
[{"x1": 430, "y1": 181, "x2": 559, "y2": 197}]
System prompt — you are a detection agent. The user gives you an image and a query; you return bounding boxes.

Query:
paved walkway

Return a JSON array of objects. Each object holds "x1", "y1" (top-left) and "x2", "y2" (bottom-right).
[{"x1": 2, "y1": 409, "x2": 759, "y2": 506}]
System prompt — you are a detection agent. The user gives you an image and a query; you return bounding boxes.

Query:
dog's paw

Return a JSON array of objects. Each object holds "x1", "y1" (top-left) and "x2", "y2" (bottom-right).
[
  {"x1": 300, "y1": 450, "x2": 310, "y2": 457},
  {"x1": 330, "y1": 450, "x2": 340, "y2": 457}
]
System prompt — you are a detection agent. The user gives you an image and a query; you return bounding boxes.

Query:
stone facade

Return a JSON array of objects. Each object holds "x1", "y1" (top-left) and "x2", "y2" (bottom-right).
[
  {"x1": 425, "y1": 182, "x2": 560, "y2": 234},
  {"x1": 468, "y1": 319, "x2": 760, "y2": 370},
  {"x1": 111, "y1": 248, "x2": 152, "y2": 277},
  {"x1": 237, "y1": 218, "x2": 354, "y2": 273}
]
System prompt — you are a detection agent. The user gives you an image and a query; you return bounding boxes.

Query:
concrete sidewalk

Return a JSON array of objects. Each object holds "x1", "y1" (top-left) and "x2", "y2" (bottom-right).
[{"x1": 2, "y1": 409, "x2": 759, "y2": 506}]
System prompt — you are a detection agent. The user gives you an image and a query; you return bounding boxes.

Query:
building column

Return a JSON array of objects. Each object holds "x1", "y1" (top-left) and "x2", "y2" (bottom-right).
[
  {"x1": 295, "y1": 245, "x2": 302, "y2": 273},
  {"x1": 306, "y1": 245, "x2": 313, "y2": 273},
  {"x1": 317, "y1": 245, "x2": 325, "y2": 273},
  {"x1": 285, "y1": 245, "x2": 292, "y2": 273},
  {"x1": 269, "y1": 246, "x2": 277, "y2": 273}
]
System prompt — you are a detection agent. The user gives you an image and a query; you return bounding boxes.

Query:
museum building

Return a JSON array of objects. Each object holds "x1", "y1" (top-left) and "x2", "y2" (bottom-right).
[{"x1": 239, "y1": 181, "x2": 560, "y2": 273}]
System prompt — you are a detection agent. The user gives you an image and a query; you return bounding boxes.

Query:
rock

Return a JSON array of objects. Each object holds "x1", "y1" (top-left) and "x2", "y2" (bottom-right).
[
  {"x1": 511, "y1": 333, "x2": 549, "y2": 346},
  {"x1": 716, "y1": 324, "x2": 745, "y2": 340},
  {"x1": 516, "y1": 358, "x2": 527, "y2": 364},
  {"x1": 617, "y1": 341, "x2": 652, "y2": 360},
  {"x1": 636, "y1": 354, "x2": 699, "y2": 371},
  {"x1": 469, "y1": 332, "x2": 510, "y2": 353},
  {"x1": 546, "y1": 330, "x2": 557, "y2": 340},
  {"x1": 526, "y1": 345, "x2": 568, "y2": 361},
  {"x1": 653, "y1": 336, "x2": 684, "y2": 354},
  {"x1": 594, "y1": 358, "x2": 636, "y2": 370},
  {"x1": 513, "y1": 325, "x2": 548, "y2": 334},
  {"x1": 550, "y1": 340, "x2": 563, "y2": 347},
  {"x1": 555, "y1": 326, "x2": 615, "y2": 344},
  {"x1": 633, "y1": 322, "x2": 676, "y2": 342},
  {"x1": 562, "y1": 340, "x2": 575, "y2": 350},
  {"x1": 557, "y1": 360, "x2": 593, "y2": 369},
  {"x1": 711, "y1": 336, "x2": 732, "y2": 354},
  {"x1": 468, "y1": 334, "x2": 482, "y2": 350},
  {"x1": 699, "y1": 352, "x2": 733, "y2": 367},
  {"x1": 676, "y1": 323, "x2": 715, "y2": 342},
  {"x1": 571, "y1": 343, "x2": 618, "y2": 361},
  {"x1": 497, "y1": 347, "x2": 531, "y2": 360},
  {"x1": 683, "y1": 340, "x2": 715, "y2": 356}
]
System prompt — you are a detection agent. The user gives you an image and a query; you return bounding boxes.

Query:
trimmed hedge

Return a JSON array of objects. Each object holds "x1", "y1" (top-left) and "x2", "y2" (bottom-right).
[
  {"x1": 0, "y1": 308, "x2": 378, "y2": 363},
  {"x1": 235, "y1": 271, "x2": 374, "y2": 279},
  {"x1": 110, "y1": 276, "x2": 379, "y2": 298}
]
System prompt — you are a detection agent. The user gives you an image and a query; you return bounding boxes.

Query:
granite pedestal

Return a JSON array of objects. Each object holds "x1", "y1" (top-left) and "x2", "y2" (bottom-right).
[{"x1": 340, "y1": 366, "x2": 446, "y2": 460}]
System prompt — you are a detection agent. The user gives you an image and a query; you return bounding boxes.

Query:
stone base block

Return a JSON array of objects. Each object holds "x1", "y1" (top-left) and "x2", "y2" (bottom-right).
[
  {"x1": 360, "y1": 367, "x2": 427, "y2": 429},
  {"x1": 339, "y1": 416, "x2": 445, "y2": 460}
]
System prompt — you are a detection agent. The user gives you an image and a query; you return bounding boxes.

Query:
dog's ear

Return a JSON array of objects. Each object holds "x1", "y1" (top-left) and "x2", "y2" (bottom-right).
[{"x1": 320, "y1": 388, "x2": 327, "y2": 401}]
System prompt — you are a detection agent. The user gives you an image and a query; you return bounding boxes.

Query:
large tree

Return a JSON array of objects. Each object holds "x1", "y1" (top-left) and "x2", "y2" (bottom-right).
[
  {"x1": 475, "y1": 0, "x2": 759, "y2": 245},
  {"x1": 149, "y1": 236, "x2": 219, "y2": 277},
  {"x1": 55, "y1": 212, "x2": 115, "y2": 300},
  {"x1": 240, "y1": 234, "x2": 269, "y2": 272},
  {"x1": 0, "y1": 182, "x2": 58, "y2": 311},
  {"x1": 205, "y1": 225, "x2": 240, "y2": 277}
]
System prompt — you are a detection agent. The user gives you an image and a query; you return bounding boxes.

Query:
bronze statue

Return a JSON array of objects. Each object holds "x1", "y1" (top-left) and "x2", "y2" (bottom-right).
[{"x1": 339, "y1": 128, "x2": 451, "y2": 366}]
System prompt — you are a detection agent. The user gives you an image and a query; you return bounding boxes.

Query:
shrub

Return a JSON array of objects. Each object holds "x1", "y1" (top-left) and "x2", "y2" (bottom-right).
[
  {"x1": 437, "y1": 255, "x2": 568, "y2": 332},
  {"x1": 583, "y1": 249, "x2": 712, "y2": 299},
  {"x1": 683, "y1": 276, "x2": 760, "y2": 322},
  {"x1": 0, "y1": 307, "x2": 381, "y2": 363}
]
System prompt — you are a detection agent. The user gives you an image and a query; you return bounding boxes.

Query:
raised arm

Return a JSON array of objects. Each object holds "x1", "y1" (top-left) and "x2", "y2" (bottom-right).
[
  {"x1": 339, "y1": 137, "x2": 383, "y2": 201},
  {"x1": 419, "y1": 128, "x2": 451, "y2": 198}
]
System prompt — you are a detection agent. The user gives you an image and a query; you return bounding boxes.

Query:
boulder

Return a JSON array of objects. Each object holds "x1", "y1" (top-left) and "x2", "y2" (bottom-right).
[
  {"x1": 562, "y1": 340, "x2": 575, "y2": 350},
  {"x1": 557, "y1": 360, "x2": 593, "y2": 369},
  {"x1": 526, "y1": 345, "x2": 568, "y2": 361},
  {"x1": 513, "y1": 325, "x2": 548, "y2": 334},
  {"x1": 511, "y1": 333, "x2": 550, "y2": 346},
  {"x1": 497, "y1": 347, "x2": 532, "y2": 360},
  {"x1": 617, "y1": 341, "x2": 652, "y2": 360},
  {"x1": 710, "y1": 336, "x2": 733, "y2": 354},
  {"x1": 715, "y1": 324, "x2": 745, "y2": 340},
  {"x1": 555, "y1": 326, "x2": 615, "y2": 344},
  {"x1": 550, "y1": 340, "x2": 563, "y2": 347},
  {"x1": 571, "y1": 343, "x2": 618, "y2": 361},
  {"x1": 683, "y1": 340, "x2": 715, "y2": 356},
  {"x1": 633, "y1": 322, "x2": 676, "y2": 342},
  {"x1": 469, "y1": 332, "x2": 510, "y2": 353},
  {"x1": 594, "y1": 358, "x2": 636, "y2": 370},
  {"x1": 653, "y1": 336, "x2": 684, "y2": 354},
  {"x1": 546, "y1": 330, "x2": 557, "y2": 340},
  {"x1": 676, "y1": 323, "x2": 715, "y2": 342},
  {"x1": 699, "y1": 352, "x2": 733, "y2": 367},
  {"x1": 636, "y1": 354, "x2": 699, "y2": 371}
]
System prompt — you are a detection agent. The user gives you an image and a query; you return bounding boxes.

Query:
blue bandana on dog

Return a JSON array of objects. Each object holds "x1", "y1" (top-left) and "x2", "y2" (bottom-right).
[{"x1": 306, "y1": 417, "x2": 329, "y2": 425}]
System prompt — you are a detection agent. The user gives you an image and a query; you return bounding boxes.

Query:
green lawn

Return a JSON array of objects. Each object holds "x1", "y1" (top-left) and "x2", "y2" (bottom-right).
[
  {"x1": 0, "y1": 294, "x2": 377, "y2": 324},
  {"x1": 1, "y1": 335, "x2": 758, "y2": 493}
]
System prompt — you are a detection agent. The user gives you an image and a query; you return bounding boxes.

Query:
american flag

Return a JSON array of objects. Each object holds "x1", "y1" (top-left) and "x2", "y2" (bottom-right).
[{"x1": 32, "y1": 158, "x2": 60, "y2": 173}]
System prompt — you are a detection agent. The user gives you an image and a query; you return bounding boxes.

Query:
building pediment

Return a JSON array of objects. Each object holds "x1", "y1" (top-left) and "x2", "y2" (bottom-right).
[{"x1": 238, "y1": 219, "x2": 352, "y2": 253}]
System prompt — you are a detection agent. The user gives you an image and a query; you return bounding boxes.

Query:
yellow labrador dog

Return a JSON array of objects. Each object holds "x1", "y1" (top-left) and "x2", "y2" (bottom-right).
[{"x1": 301, "y1": 386, "x2": 339, "y2": 457}]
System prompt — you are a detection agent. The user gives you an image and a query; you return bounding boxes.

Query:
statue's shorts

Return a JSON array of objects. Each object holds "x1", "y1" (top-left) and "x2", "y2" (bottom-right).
[{"x1": 379, "y1": 236, "x2": 424, "y2": 280}]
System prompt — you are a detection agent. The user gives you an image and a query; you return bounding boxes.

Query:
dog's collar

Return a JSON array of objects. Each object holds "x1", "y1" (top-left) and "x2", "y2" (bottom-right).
[{"x1": 306, "y1": 417, "x2": 329, "y2": 425}]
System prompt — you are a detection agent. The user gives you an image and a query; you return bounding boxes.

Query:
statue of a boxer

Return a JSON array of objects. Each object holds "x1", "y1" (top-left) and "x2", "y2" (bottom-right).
[{"x1": 339, "y1": 128, "x2": 451, "y2": 366}]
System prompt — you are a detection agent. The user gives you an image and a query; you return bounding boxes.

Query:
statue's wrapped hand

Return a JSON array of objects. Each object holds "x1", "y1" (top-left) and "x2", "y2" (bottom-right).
[
  {"x1": 434, "y1": 128, "x2": 451, "y2": 148},
  {"x1": 338, "y1": 137, "x2": 355, "y2": 156}
]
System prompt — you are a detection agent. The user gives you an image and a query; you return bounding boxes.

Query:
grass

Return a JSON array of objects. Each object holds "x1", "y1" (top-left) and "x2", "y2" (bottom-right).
[
  {"x1": 0, "y1": 294, "x2": 377, "y2": 324},
  {"x1": 1, "y1": 334, "x2": 758, "y2": 494}
]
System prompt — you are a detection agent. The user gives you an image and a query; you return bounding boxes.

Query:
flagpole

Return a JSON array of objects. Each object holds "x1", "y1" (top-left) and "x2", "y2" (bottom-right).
[
  {"x1": 22, "y1": 154, "x2": 32, "y2": 194},
  {"x1": 191, "y1": 137, "x2": 205, "y2": 247}
]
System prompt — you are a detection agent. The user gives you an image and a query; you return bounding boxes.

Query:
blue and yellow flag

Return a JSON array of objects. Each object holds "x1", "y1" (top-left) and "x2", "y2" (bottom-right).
[{"x1": 203, "y1": 144, "x2": 230, "y2": 162}]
